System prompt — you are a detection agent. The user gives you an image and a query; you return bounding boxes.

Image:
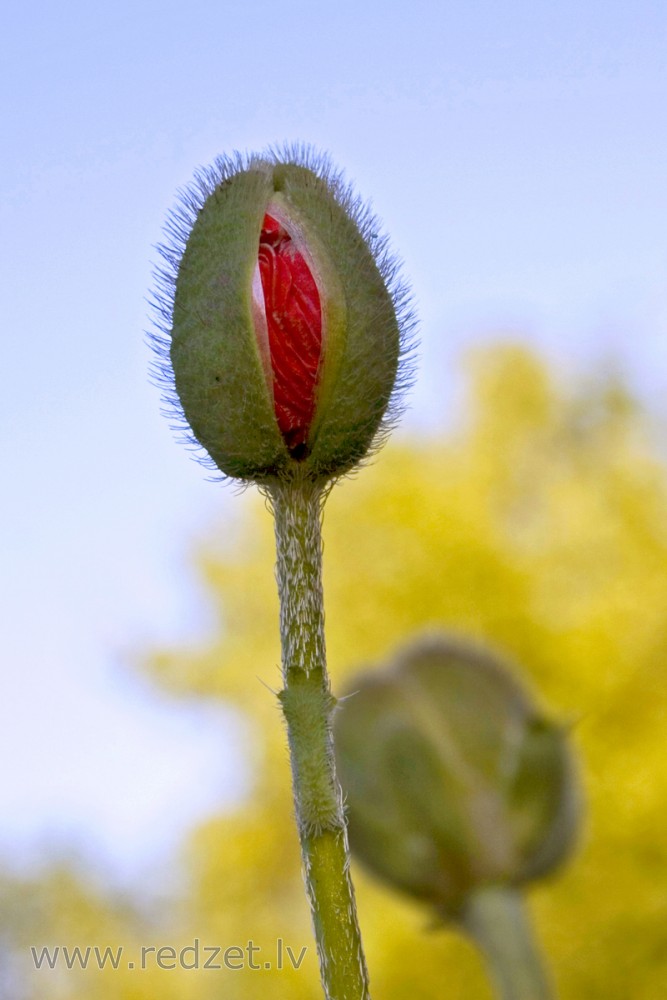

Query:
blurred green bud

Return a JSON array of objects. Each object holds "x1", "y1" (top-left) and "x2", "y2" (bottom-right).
[
  {"x1": 334, "y1": 637, "x2": 580, "y2": 918},
  {"x1": 151, "y1": 146, "x2": 415, "y2": 485}
]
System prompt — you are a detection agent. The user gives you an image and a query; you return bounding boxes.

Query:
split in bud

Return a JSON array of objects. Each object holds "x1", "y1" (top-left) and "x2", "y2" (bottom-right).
[
  {"x1": 254, "y1": 211, "x2": 323, "y2": 457},
  {"x1": 334, "y1": 636, "x2": 581, "y2": 920},
  {"x1": 151, "y1": 146, "x2": 415, "y2": 485}
]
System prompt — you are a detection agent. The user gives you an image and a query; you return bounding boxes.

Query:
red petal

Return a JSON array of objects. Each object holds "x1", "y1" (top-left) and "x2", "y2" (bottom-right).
[{"x1": 258, "y1": 213, "x2": 322, "y2": 454}]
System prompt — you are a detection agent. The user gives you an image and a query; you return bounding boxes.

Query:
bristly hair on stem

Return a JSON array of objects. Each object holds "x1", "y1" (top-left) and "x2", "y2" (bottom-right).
[{"x1": 147, "y1": 143, "x2": 418, "y2": 487}]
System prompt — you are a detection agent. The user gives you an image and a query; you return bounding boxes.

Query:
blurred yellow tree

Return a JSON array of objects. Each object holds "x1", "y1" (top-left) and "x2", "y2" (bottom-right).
[{"x1": 6, "y1": 343, "x2": 667, "y2": 999}]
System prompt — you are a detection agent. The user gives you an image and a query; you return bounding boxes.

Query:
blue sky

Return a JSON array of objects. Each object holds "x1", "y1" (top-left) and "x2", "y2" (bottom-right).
[{"x1": 1, "y1": 0, "x2": 665, "y2": 881}]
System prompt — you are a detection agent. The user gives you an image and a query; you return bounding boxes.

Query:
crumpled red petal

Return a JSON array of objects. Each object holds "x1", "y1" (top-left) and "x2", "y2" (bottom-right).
[{"x1": 258, "y1": 213, "x2": 322, "y2": 455}]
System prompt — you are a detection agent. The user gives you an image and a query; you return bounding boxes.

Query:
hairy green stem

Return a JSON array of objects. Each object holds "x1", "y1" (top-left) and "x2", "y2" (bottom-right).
[
  {"x1": 270, "y1": 480, "x2": 370, "y2": 1000},
  {"x1": 462, "y1": 886, "x2": 553, "y2": 1000}
]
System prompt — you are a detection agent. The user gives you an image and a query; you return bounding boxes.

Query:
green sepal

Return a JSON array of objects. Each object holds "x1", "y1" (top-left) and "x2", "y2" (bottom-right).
[
  {"x1": 270, "y1": 162, "x2": 402, "y2": 481},
  {"x1": 509, "y1": 719, "x2": 579, "y2": 882},
  {"x1": 170, "y1": 166, "x2": 289, "y2": 480}
]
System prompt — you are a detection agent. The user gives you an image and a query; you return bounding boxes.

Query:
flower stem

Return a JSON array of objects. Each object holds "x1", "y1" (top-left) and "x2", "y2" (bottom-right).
[
  {"x1": 462, "y1": 886, "x2": 553, "y2": 1000},
  {"x1": 270, "y1": 479, "x2": 370, "y2": 1000}
]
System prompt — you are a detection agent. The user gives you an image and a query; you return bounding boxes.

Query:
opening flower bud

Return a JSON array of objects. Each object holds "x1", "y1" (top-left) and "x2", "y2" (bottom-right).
[
  {"x1": 334, "y1": 637, "x2": 580, "y2": 920},
  {"x1": 152, "y1": 147, "x2": 415, "y2": 484}
]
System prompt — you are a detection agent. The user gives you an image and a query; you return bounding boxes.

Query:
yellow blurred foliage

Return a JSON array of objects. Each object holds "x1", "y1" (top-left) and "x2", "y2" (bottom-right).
[{"x1": 6, "y1": 343, "x2": 667, "y2": 999}]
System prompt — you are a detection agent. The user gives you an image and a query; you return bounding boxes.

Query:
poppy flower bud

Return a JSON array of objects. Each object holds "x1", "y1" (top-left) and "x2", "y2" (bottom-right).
[
  {"x1": 334, "y1": 637, "x2": 580, "y2": 919},
  {"x1": 151, "y1": 147, "x2": 414, "y2": 484}
]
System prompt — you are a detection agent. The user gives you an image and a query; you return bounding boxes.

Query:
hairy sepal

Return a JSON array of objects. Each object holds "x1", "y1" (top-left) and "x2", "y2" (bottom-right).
[{"x1": 170, "y1": 167, "x2": 288, "y2": 480}]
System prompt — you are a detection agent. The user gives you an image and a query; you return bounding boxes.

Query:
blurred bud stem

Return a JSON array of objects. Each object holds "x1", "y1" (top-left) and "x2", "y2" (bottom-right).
[
  {"x1": 462, "y1": 886, "x2": 552, "y2": 1000},
  {"x1": 270, "y1": 479, "x2": 369, "y2": 1000}
]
